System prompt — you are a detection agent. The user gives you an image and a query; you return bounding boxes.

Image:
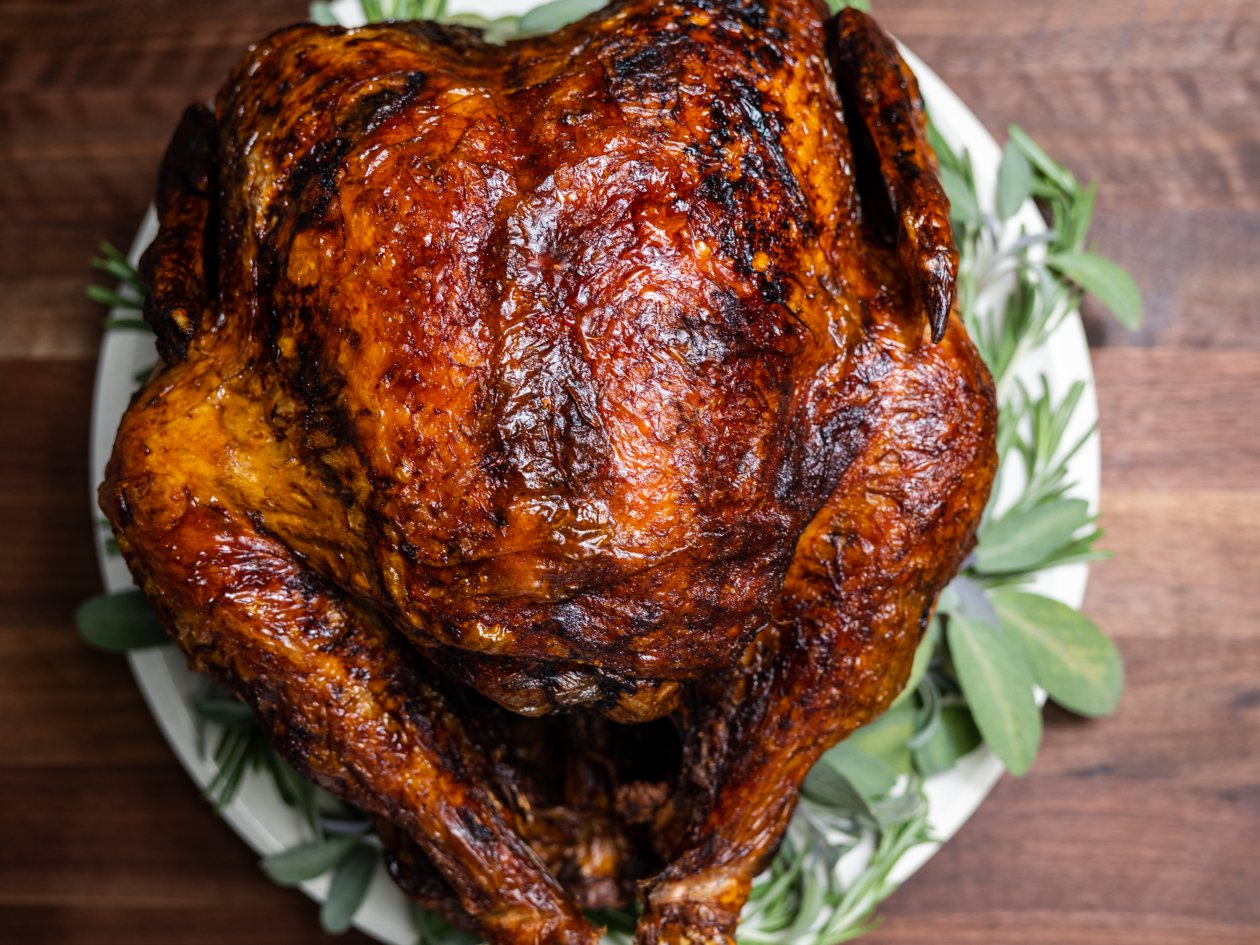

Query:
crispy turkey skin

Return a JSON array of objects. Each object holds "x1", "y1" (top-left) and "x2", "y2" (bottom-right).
[{"x1": 101, "y1": 1, "x2": 997, "y2": 942}]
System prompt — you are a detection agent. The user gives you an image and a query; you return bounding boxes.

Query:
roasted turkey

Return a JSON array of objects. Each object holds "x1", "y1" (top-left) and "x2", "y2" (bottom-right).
[{"x1": 101, "y1": 1, "x2": 998, "y2": 942}]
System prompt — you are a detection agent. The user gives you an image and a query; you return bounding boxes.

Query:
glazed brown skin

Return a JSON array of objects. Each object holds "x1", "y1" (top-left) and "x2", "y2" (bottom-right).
[{"x1": 102, "y1": 2, "x2": 996, "y2": 943}]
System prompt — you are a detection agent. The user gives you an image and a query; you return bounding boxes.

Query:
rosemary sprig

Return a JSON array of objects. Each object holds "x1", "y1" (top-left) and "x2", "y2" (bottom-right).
[
  {"x1": 204, "y1": 722, "x2": 272, "y2": 808},
  {"x1": 88, "y1": 242, "x2": 150, "y2": 321},
  {"x1": 91, "y1": 240, "x2": 145, "y2": 291}
]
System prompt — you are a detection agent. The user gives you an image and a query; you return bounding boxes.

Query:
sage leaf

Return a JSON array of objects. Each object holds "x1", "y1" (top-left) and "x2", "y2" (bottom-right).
[
  {"x1": 75, "y1": 590, "x2": 169, "y2": 651},
  {"x1": 993, "y1": 591, "x2": 1123, "y2": 717},
  {"x1": 319, "y1": 842, "x2": 378, "y2": 934},
  {"x1": 821, "y1": 743, "x2": 897, "y2": 800},
  {"x1": 847, "y1": 699, "x2": 915, "y2": 776},
  {"x1": 996, "y1": 139, "x2": 1033, "y2": 220},
  {"x1": 262, "y1": 834, "x2": 358, "y2": 886},
  {"x1": 1056, "y1": 181, "x2": 1097, "y2": 254},
  {"x1": 892, "y1": 616, "x2": 940, "y2": 709},
  {"x1": 912, "y1": 705, "x2": 983, "y2": 777},
  {"x1": 940, "y1": 165, "x2": 981, "y2": 226},
  {"x1": 802, "y1": 759, "x2": 872, "y2": 818},
  {"x1": 938, "y1": 575, "x2": 999, "y2": 627},
  {"x1": 1047, "y1": 250, "x2": 1142, "y2": 330},
  {"x1": 927, "y1": 120, "x2": 966, "y2": 179},
  {"x1": 309, "y1": 1, "x2": 339, "y2": 24},
  {"x1": 517, "y1": 0, "x2": 605, "y2": 35},
  {"x1": 947, "y1": 614, "x2": 1041, "y2": 775},
  {"x1": 975, "y1": 498, "x2": 1092, "y2": 575}
]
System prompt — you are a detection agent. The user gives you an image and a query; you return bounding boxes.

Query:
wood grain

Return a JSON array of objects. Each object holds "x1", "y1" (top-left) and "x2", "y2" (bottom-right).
[{"x1": 1, "y1": 1, "x2": 1258, "y2": 944}]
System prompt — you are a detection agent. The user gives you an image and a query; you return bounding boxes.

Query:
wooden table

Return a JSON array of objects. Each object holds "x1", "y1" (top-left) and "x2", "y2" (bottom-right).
[{"x1": 2, "y1": 1, "x2": 1257, "y2": 942}]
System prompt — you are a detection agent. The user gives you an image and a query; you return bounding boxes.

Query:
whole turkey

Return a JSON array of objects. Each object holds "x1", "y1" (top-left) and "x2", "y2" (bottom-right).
[{"x1": 101, "y1": 1, "x2": 998, "y2": 942}]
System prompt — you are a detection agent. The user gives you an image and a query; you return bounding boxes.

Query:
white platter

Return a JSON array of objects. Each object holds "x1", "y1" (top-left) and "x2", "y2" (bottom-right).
[{"x1": 88, "y1": 6, "x2": 1099, "y2": 942}]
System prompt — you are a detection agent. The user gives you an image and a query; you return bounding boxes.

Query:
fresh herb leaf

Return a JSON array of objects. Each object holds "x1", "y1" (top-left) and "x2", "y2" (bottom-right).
[
  {"x1": 995, "y1": 139, "x2": 1033, "y2": 221},
  {"x1": 1055, "y1": 181, "x2": 1097, "y2": 254},
  {"x1": 264, "y1": 749, "x2": 319, "y2": 820},
  {"x1": 361, "y1": 0, "x2": 446, "y2": 21},
  {"x1": 937, "y1": 575, "x2": 999, "y2": 626},
  {"x1": 516, "y1": 0, "x2": 606, "y2": 35},
  {"x1": 1007, "y1": 124, "x2": 1077, "y2": 195},
  {"x1": 939, "y1": 164, "x2": 982, "y2": 228},
  {"x1": 262, "y1": 835, "x2": 359, "y2": 886},
  {"x1": 91, "y1": 256, "x2": 141, "y2": 288},
  {"x1": 205, "y1": 723, "x2": 272, "y2": 808},
  {"x1": 810, "y1": 808, "x2": 932, "y2": 942},
  {"x1": 974, "y1": 498, "x2": 1093, "y2": 576},
  {"x1": 868, "y1": 790, "x2": 926, "y2": 831},
  {"x1": 947, "y1": 614, "x2": 1041, "y2": 775},
  {"x1": 87, "y1": 285, "x2": 144, "y2": 312},
  {"x1": 993, "y1": 591, "x2": 1123, "y2": 716},
  {"x1": 802, "y1": 760, "x2": 875, "y2": 821},
  {"x1": 320, "y1": 842, "x2": 379, "y2": 934},
  {"x1": 309, "y1": 1, "x2": 340, "y2": 25},
  {"x1": 912, "y1": 704, "x2": 982, "y2": 776},
  {"x1": 1047, "y1": 250, "x2": 1143, "y2": 330},
  {"x1": 91, "y1": 242, "x2": 145, "y2": 290},
  {"x1": 847, "y1": 699, "x2": 916, "y2": 776},
  {"x1": 819, "y1": 743, "x2": 898, "y2": 801},
  {"x1": 75, "y1": 590, "x2": 169, "y2": 651},
  {"x1": 891, "y1": 615, "x2": 941, "y2": 709},
  {"x1": 88, "y1": 242, "x2": 148, "y2": 318}
]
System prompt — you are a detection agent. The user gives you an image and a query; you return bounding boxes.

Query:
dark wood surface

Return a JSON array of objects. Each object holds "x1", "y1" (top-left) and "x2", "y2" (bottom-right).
[{"x1": 2, "y1": 1, "x2": 1257, "y2": 942}]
